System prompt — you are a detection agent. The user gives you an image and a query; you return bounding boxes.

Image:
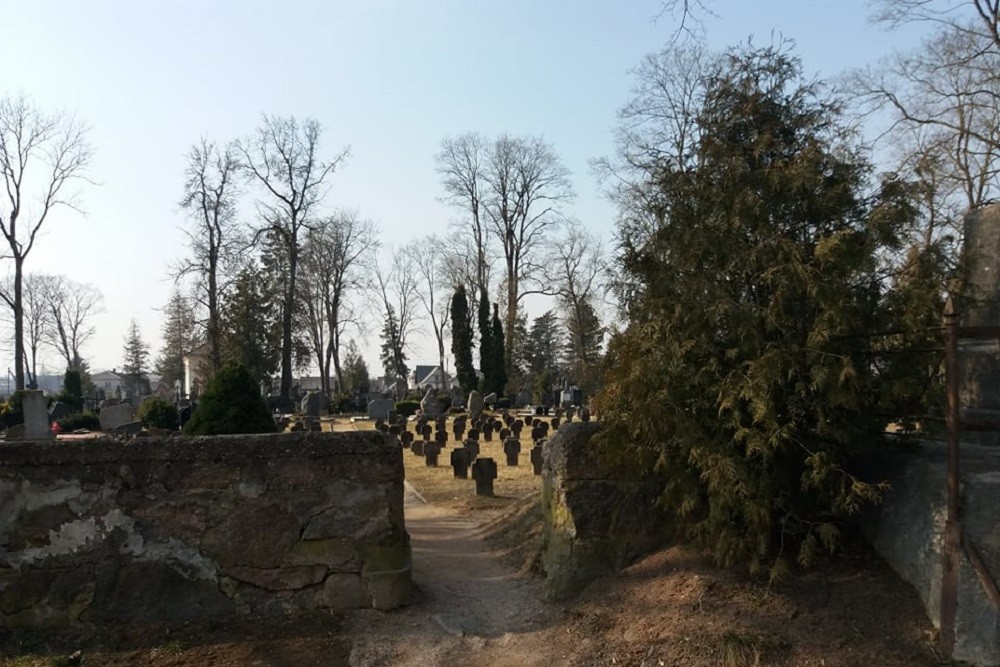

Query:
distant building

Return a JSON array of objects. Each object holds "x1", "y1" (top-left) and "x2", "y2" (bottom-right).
[
  {"x1": 296, "y1": 376, "x2": 340, "y2": 395},
  {"x1": 182, "y1": 343, "x2": 211, "y2": 399},
  {"x1": 407, "y1": 365, "x2": 454, "y2": 391},
  {"x1": 91, "y1": 370, "x2": 124, "y2": 398}
]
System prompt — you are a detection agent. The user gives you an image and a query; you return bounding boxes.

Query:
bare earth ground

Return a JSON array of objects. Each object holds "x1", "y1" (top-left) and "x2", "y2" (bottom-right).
[{"x1": 0, "y1": 417, "x2": 946, "y2": 666}]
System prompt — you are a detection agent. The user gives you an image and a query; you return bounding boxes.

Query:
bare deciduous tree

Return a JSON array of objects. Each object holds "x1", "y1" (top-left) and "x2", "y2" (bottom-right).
[
  {"x1": 41, "y1": 275, "x2": 103, "y2": 371},
  {"x1": 437, "y1": 134, "x2": 492, "y2": 302},
  {"x1": 238, "y1": 116, "x2": 349, "y2": 399},
  {"x1": 0, "y1": 95, "x2": 91, "y2": 389},
  {"x1": 440, "y1": 133, "x2": 573, "y2": 381},
  {"x1": 851, "y1": 16, "x2": 1000, "y2": 260},
  {"x1": 412, "y1": 235, "x2": 451, "y2": 382},
  {"x1": 593, "y1": 44, "x2": 710, "y2": 252},
  {"x1": 299, "y1": 211, "x2": 377, "y2": 394},
  {"x1": 373, "y1": 248, "x2": 419, "y2": 391},
  {"x1": 176, "y1": 138, "x2": 242, "y2": 375}
]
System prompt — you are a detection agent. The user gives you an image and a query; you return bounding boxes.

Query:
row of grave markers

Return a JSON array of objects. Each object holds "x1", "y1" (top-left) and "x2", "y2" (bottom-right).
[{"x1": 374, "y1": 407, "x2": 592, "y2": 496}]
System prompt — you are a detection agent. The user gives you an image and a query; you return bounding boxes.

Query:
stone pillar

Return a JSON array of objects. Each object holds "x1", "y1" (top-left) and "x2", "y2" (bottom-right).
[{"x1": 960, "y1": 204, "x2": 1000, "y2": 441}]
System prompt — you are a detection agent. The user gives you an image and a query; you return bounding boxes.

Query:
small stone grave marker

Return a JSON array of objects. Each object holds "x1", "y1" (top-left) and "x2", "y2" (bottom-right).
[
  {"x1": 451, "y1": 447, "x2": 472, "y2": 478},
  {"x1": 464, "y1": 439, "x2": 480, "y2": 460},
  {"x1": 530, "y1": 443, "x2": 544, "y2": 475},
  {"x1": 424, "y1": 442, "x2": 442, "y2": 467},
  {"x1": 472, "y1": 458, "x2": 497, "y2": 496},
  {"x1": 503, "y1": 437, "x2": 521, "y2": 466}
]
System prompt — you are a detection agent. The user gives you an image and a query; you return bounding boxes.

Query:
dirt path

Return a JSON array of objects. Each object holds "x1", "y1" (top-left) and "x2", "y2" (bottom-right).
[{"x1": 342, "y1": 483, "x2": 576, "y2": 667}]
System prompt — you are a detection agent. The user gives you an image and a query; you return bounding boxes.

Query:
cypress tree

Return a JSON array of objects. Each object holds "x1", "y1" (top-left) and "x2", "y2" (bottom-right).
[
  {"x1": 450, "y1": 286, "x2": 477, "y2": 393},
  {"x1": 477, "y1": 288, "x2": 491, "y2": 392},
  {"x1": 489, "y1": 303, "x2": 507, "y2": 396}
]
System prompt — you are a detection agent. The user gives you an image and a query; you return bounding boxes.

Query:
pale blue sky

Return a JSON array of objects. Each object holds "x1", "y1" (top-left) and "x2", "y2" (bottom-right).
[{"x1": 4, "y1": 0, "x2": 929, "y2": 376}]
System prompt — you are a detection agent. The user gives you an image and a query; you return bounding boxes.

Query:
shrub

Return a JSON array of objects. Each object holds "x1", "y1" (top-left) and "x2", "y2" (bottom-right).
[
  {"x1": 56, "y1": 412, "x2": 101, "y2": 432},
  {"x1": 394, "y1": 400, "x2": 420, "y2": 417},
  {"x1": 0, "y1": 390, "x2": 29, "y2": 429},
  {"x1": 64, "y1": 369, "x2": 83, "y2": 399},
  {"x1": 183, "y1": 362, "x2": 276, "y2": 436},
  {"x1": 136, "y1": 396, "x2": 179, "y2": 430}
]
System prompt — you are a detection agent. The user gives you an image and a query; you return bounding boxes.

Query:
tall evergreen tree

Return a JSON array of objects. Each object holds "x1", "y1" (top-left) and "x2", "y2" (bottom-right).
[
  {"x1": 599, "y1": 43, "x2": 921, "y2": 572},
  {"x1": 488, "y1": 303, "x2": 507, "y2": 396},
  {"x1": 563, "y1": 297, "x2": 603, "y2": 394},
  {"x1": 121, "y1": 319, "x2": 150, "y2": 400},
  {"x1": 155, "y1": 289, "x2": 200, "y2": 390},
  {"x1": 379, "y1": 304, "x2": 408, "y2": 382},
  {"x1": 525, "y1": 310, "x2": 563, "y2": 399},
  {"x1": 449, "y1": 286, "x2": 477, "y2": 393},
  {"x1": 221, "y1": 262, "x2": 281, "y2": 386},
  {"x1": 341, "y1": 340, "x2": 370, "y2": 394},
  {"x1": 477, "y1": 288, "x2": 491, "y2": 391}
]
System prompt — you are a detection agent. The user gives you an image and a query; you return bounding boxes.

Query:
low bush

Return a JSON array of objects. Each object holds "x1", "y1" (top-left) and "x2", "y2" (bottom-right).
[
  {"x1": 56, "y1": 412, "x2": 101, "y2": 432},
  {"x1": 0, "y1": 390, "x2": 29, "y2": 429},
  {"x1": 394, "y1": 400, "x2": 420, "y2": 417},
  {"x1": 136, "y1": 397, "x2": 179, "y2": 430},
  {"x1": 184, "y1": 362, "x2": 276, "y2": 436}
]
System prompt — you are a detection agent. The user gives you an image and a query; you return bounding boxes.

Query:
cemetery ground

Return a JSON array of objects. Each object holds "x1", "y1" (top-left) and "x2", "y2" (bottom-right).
[{"x1": 0, "y1": 416, "x2": 942, "y2": 666}]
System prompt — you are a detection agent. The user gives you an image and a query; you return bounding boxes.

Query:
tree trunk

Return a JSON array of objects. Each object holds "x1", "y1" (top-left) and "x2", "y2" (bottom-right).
[
  {"x1": 207, "y1": 255, "x2": 222, "y2": 374},
  {"x1": 13, "y1": 260, "x2": 24, "y2": 391},
  {"x1": 505, "y1": 267, "x2": 517, "y2": 389},
  {"x1": 280, "y1": 243, "x2": 298, "y2": 399},
  {"x1": 332, "y1": 327, "x2": 344, "y2": 395}
]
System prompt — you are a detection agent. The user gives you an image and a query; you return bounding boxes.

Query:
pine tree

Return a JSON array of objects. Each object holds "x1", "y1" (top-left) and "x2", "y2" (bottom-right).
[
  {"x1": 379, "y1": 305, "x2": 408, "y2": 381},
  {"x1": 121, "y1": 319, "x2": 150, "y2": 400},
  {"x1": 221, "y1": 263, "x2": 281, "y2": 386},
  {"x1": 341, "y1": 340, "x2": 370, "y2": 394},
  {"x1": 449, "y1": 286, "x2": 477, "y2": 393},
  {"x1": 600, "y1": 43, "x2": 920, "y2": 572},
  {"x1": 155, "y1": 289, "x2": 200, "y2": 390},
  {"x1": 563, "y1": 297, "x2": 603, "y2": 394},
  {"x1": 526, "y1": 310, "x2": 563, "y2": 400}
]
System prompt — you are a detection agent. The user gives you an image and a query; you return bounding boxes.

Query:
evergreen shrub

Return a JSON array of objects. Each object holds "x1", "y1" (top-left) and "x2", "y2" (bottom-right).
[
  {"x1": 394, "y1": 400, "x2": 420, "y2": 417},
  {"x1": 183, "y1": 361, "x2": 276, "y2": 435},
  {"x1": 137, "y1": 396, "x2": 179, "y2": 430},
  {"x1": 56, "y1": 412, "x2": 101, "y2": 432}
]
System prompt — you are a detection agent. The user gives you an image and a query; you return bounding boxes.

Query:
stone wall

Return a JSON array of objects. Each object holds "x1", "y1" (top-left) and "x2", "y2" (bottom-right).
[
  {"x1": 540, "y1": 422, "x2": 670, "y2": 600},
  {"x1": 857, "y1": 442, "x2": 1000, "y2": 666},
  {"x1": 0, "y1": 431, "x2": 410, "y2": 626}
]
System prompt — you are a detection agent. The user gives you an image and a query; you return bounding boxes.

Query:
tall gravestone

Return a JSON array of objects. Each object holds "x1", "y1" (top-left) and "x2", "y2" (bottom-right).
[
  {"x1": 467, "y1": 390, "x2": 484, "y2": 420},
  {"x1": 420, "y1": 388, "x2": 440, "y2": 417},
  {"x1": 22, "y1": 391, "x2": 53, "y2": 440}
]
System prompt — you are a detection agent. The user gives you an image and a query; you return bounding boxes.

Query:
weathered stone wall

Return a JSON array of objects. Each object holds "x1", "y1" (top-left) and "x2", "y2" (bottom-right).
[
  {"x1": 540, "y1": 422, "x2": 670, "y2": 600},
  {"x1": 0, "y1": 431, "x2": 410, "y2": 626},
  {"x1": 857, "y1": 442, "x2": 1000, "y2": 666}
]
